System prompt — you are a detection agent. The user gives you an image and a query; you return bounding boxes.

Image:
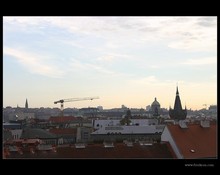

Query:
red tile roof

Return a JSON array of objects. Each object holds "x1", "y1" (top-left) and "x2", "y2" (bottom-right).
[
  {"x1": 167, "y1": 124, "x2": 217, "y2": 158},
  {"x1": 48, "y1": 116, "x2": 76, "y2": 123},
  {"x1": 4, "y1": 139, "x2": 43, "y2": 145},
  {"x1": 5, "y1": 142, "x2": 175, "y2": 159}
]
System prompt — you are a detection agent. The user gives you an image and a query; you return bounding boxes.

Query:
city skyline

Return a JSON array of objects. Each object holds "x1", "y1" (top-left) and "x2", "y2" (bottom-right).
[{"x1": 3, "y1": 16, "x2": 217, "y2": 110}]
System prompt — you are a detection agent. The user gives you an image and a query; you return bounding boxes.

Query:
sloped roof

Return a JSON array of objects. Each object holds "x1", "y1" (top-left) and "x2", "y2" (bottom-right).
[
  {"x1": 56, "y1": 142, "x2": 175, "y2": 158},
  {"x1": 5, "y1": 142, "x2": 175, "y2": 159},
  {"x1": 167, "y1": 124, "x2": 217, "y2": 158},
  {"x1": 6, "y1": 139, "x2": 43, "y2": 144},
  {"x1": 48, "y1": 116, "x2": 76, "y2": 123},
  {"x1": 49, "y1": 128, "x2": 77, "y2": 136},
  {"x1": 91, "y1": 125, "x2": 164, "y2": 135},
  {"x1": 21, "y1": 128, "x2": 57, "y2": 139},
  {"x1": 3, "y1": 130, "x2": 13, "y2": 141}
]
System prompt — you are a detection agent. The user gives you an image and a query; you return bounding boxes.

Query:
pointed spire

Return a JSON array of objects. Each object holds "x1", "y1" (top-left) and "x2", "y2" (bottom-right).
[
  {"x1": 25, "y1": 98, "x2": 28, "y2": 109},
  {"x1": 176, "y1": 86, "x2": 179, "y2": 96},
  {"x1": 155, "y1": 97, "x2": 157, "y2": 101},
  {"x1": 170, "y1": 85, "x2": 187, "y2": 120}
]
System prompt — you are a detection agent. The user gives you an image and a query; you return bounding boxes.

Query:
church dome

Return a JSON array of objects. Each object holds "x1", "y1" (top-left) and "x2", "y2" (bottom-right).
[{"x1": 151, "y1": 98, "x2": 160, "y2": 107}]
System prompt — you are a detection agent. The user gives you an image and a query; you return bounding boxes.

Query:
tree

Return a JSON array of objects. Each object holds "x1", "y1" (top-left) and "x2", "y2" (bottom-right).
[{"x1": 120, "y1": 109, "x2": 132, "y2": 125}]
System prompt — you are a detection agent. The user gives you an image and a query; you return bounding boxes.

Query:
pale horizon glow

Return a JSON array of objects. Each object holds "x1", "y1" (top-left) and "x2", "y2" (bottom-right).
[{"x1": 3, "y1": 16, "x2": 217, "y2": 110}]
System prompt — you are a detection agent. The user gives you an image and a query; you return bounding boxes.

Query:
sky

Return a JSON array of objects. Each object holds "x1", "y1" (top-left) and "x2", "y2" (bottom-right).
[{"x1": 3, "y1": 16, "x2": 217, "y2": 110}]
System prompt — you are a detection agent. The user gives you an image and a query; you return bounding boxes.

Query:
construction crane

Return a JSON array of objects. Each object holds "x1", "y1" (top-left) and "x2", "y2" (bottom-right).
[{"x1": 54, "y1": 97, "x2": 99, "y2": 116}]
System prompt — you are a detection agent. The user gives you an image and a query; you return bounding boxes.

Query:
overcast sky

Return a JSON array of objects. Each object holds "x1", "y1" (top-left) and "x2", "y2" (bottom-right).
[{"x1": 3, "y1": 16, "x2": 217, "y2": 110}]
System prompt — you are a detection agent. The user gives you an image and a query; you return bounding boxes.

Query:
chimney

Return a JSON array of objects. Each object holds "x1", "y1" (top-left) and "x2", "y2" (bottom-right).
[
  {"x1": 200, "y1": 120, "x2": 210, "y2": 128},
  {"x1": 179, "y1": 120, "x2": 188, "y2": 129}
]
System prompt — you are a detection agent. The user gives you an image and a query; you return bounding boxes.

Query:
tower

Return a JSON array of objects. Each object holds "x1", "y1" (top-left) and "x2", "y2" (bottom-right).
[
  {"x1": 25, "y1": 98, "x2": 28, "y2": 109},
  {"x1": 169, "y1": 86, "x2": 187, "y2": 120},
  {"x1": 151, "y1": 97, "x2": 160, "y2": 116}
]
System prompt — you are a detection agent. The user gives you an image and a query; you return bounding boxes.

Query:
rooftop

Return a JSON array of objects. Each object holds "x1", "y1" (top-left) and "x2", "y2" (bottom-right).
[
  {"x1": 167, "y1": 124, "x2": 217, "y2": 158},
  {"x1": 5, "y1": 142, "x2": 176, "y2": 159},
  {"x1": 48, "y1": 116, "x2": 77, "y2": 123},
  {"x1": 21, "y1": 128, "x2": 57, "y2": 139},
  {"x1": 92, "y1": 125, "x2": 164, "y2": 135},
  {"x1": 49, "y1": 128, "x2": 77, "y2": 135}
]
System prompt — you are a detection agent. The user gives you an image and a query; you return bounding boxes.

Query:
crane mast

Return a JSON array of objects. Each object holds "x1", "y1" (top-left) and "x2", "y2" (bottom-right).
[{"x1": 54, "y1": 97, "x2": 99, "y2": 116}]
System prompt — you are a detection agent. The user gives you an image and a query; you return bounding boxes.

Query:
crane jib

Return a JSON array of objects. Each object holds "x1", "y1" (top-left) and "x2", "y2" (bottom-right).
[
  {"x1": 54, "y1": 97, "x2": 99, "y2": 103},
  {"x1": 53, "y1": 97, "x2": 99, "y2": 116}
]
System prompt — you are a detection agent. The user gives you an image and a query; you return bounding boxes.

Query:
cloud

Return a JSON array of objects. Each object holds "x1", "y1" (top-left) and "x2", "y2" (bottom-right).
[
  {"x1": 140, "y1": 76, "x2": 158, "y2": 83},
  {"x1": 196, "y1": 17, "x2": 217, "y2": 27},
  {"x1": 3, "y1": 47, "x2": 133, "y2": 80},
  {"x1": 181, "y1": 57, "x2": 217, "y2": 65},
  {"x1": 4, "y1": 16, "x2": 217, "y2": 52},
  {"x1": 150, "y1": 65, "x2": 160, "y2": 69},
  {"x1": 164, "y1": 18, "x2": 217, "y2": 52},
  {"x1": 97, "y1": 55, "x2": 115, "y2": 62},
  {"x1": 87, "y1": 64, "x2": 117, "y2": 75},
  {"x1": 69, "y1": 58, "x2": 119, "y2": 76},
  {"x1": 96, "y1": 53, "x2": 131, "y2": 63},
  {"x1": 131, "y1": 76, "x2": 158, "y2": 85},
  {"x1": 3, "y1": 47, "x2": 65, "y2": 78},
  {"x1": 129, "y1": 75, "x2": 191, "y2": 89},
  {"x1": 59, "y1": 39, "x2": 85, "y2": 49}
]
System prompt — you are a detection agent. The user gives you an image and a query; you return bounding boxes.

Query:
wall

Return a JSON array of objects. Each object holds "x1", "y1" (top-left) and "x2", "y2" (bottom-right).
[
  {"x1": 91, "y1": 133, "x2": 161, "y2": 143},
  {"x1": 11, "y1": 129, "x2": 23, "y2": 139},
  {"x1": 161, "y1": 126, "x2": 182, "y2": 159}
]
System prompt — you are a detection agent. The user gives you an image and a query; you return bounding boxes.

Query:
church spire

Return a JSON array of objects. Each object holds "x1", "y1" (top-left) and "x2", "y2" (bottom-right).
[
  {"x1": 25, "y1": 98, "x2": 28, "y2": 109},
  {"x1": 174, "y1": 86, "x2": 182, "y2": 110},
  {"x1": 176, "y1": 86, "x2": 179, "y2": 96},
  {"x1": 169, "y1": 85, "x2": 187, "y2": 120}
]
